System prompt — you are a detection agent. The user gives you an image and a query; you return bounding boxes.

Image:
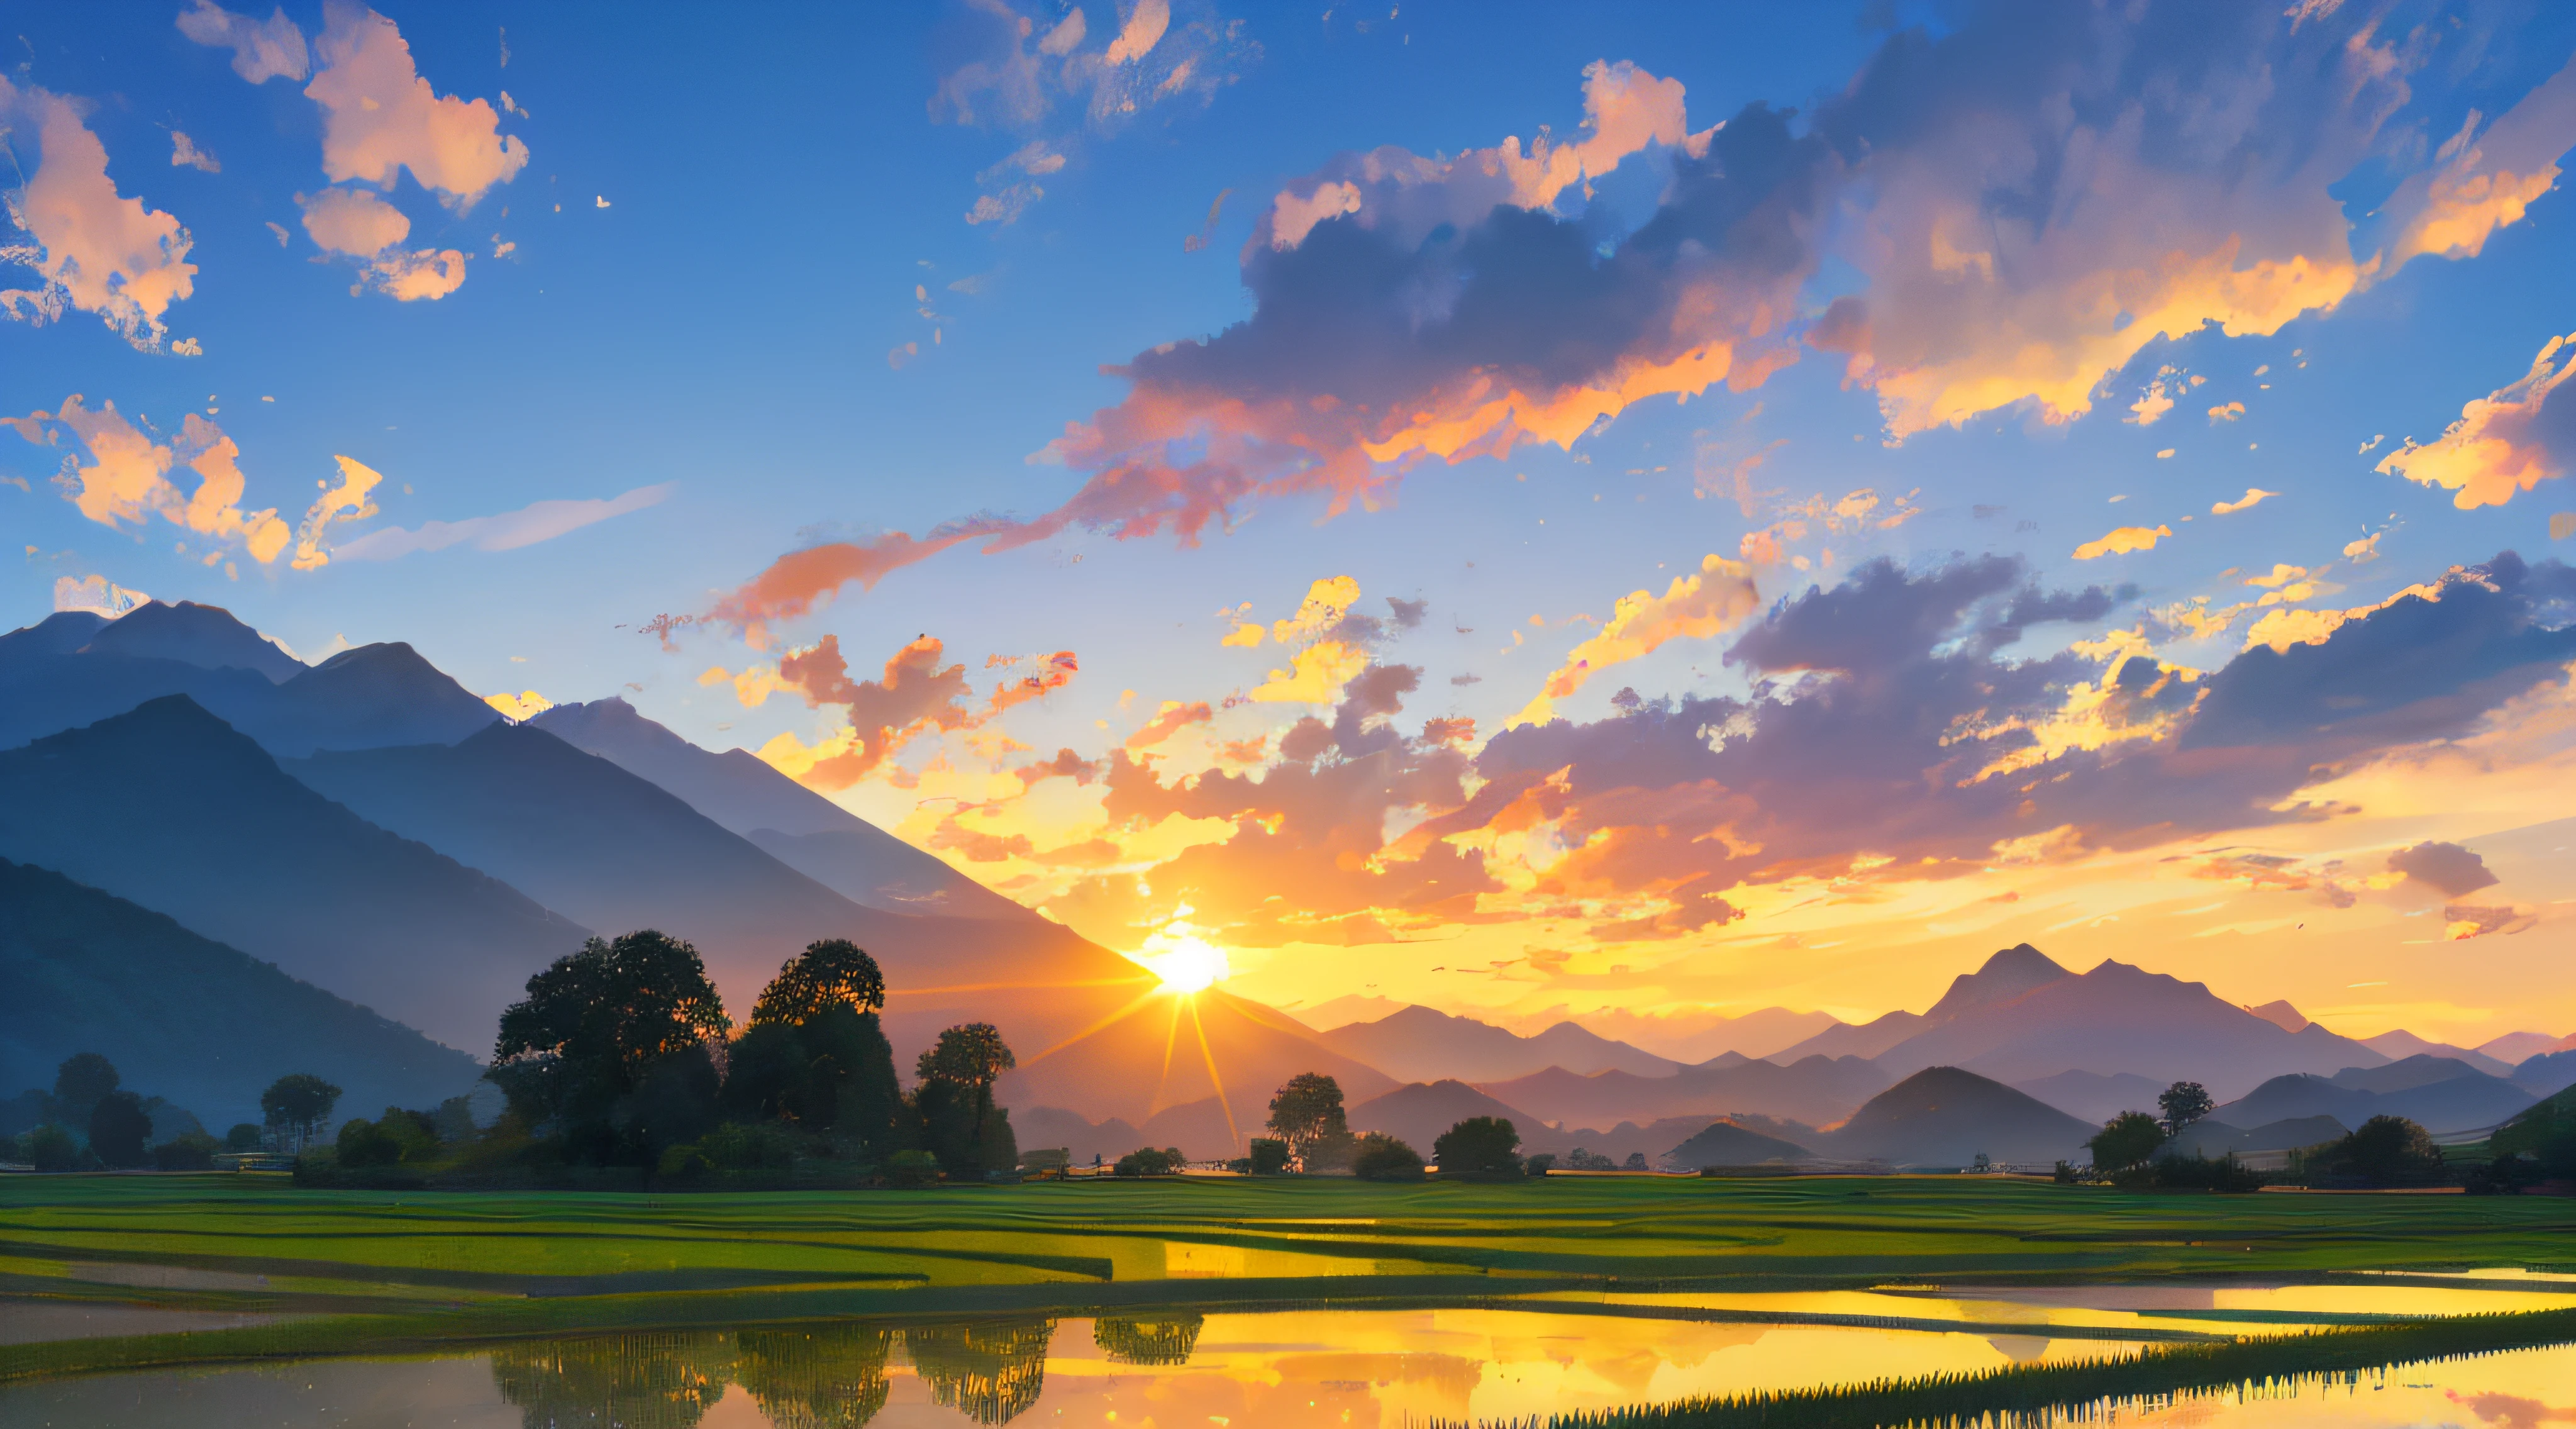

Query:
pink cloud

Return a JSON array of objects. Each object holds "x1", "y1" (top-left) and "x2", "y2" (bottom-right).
[
  {"x1": 0, "y1": 80, "x2": 197, "y2": 352},
  {"x1": 306, "y1": 1, "x2": 528, "y2": 209},
  {"x1": 2377, "y1": 332, "x2": 2576, "y2": 509},
  {"x1": 175, "y1": 0, "x2": 310, "y2": 84}
]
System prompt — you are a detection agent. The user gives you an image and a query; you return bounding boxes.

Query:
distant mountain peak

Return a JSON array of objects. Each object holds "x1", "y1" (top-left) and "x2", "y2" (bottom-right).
[
  {"x1": 1923, "y1": 943, "x2": 2070, "y2": 1022},
  {"x1": 2244, "y1": 999, "x2": 2309, "y2": 1033},
  {"x1": 78, "y1": 599, "x2": 304, "y2": 684}
]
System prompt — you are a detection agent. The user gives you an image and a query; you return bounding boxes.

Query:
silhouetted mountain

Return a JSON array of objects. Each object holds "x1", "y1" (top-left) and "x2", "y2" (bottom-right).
[
  {"x1": 1870, "y1": 951, "x2": 2387, "y2": 1098},
  {"x1": 2162, "y1": 1115, "x2": 2348, "y2": 1160},
  {"x1": 2512, "y1": 1050, "x2": 2576, "y2": 1099},
  {"x1": 2011, "y1": 1069, "x2": 2168, "y2": 1125},
  {"x1": 1819, "y1": 1066, "x2": 2096, "y2": 1168},
  {"x1": 0, "y1": 697, "x2": 589, "y2": 1052},
  {"x1": 280, "y1": 721, "x2": 1163, "y2": 1077},
  {"x1": 2482, "y1": 1030, "x2": 2568, "y2": 1064},
  {"x1": 2213, "y1": 1057, "x2": 2535, "y2": 1135},
  {"x1": 1014, "y1": 1105, "x2": 1153, "y2": 1166},
  {"x1": 1926, "y1": 943, "x2": 2072, "y2": 1018},
  {"x1": 999, "y1": 987, "x2": 1394, "y2": 1135},
  {"x1": 78, "y1": 600, "x2": 303, "y2": 682},
  {"x1": 1348, "y1": 1080, "x2": 1550, "y2": 1158},
  {"x1": 0, "y1": 604, "x2": 497, "y2": 755},
  {"x1": 1773, "y1": 1009, "x2": 1928, "y2": 1062},
  {"x1": 2361, "y1": 1030, "x2": 2512, "y2": 1077},
  {"x1": 0, "y1": 859, "x2": 482, "y2": 1129},
  {"x1": 1662, "y1": 1118, "x2": 1818, "y2": 1169},
  {"x1": 1277, "y1": 993, "x2": 1411, "y2": 1032},
  {"x1": 1318, "y1": 1005, "x2": 1677, "y2": 1083},
  {"x1": 1551, "y1": 1006, "x2": 1845, "y2": 1064},
  {"x1": 1477, "y1": 1053, "x2": 1890, "y2": 1130},
  {"x1": 2243, "y1": 1000, "x2": 2309, "y2": 1033},
  {"x1": 0, "y1": 610, "x2": 106, "y2": 659},
  {"x1": 531, "y1": 697, "x2": 1031, "y2": 923}
]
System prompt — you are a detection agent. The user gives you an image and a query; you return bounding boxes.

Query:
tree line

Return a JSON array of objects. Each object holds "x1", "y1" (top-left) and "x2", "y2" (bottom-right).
[
  {"x1": 2064, "y1": 1079, "x2": 2454, "y2": 1191},
  {"x1": 0, "y1": 1053, "x2": 362, "y2": 1171}
]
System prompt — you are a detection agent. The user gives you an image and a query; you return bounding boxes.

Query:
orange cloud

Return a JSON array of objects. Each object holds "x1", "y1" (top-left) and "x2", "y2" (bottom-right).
[
  {"x1": 1124, "y1": 700, "x2": 1213, "y2": 752},
  {"x1": 2072, "y1": 525, "x2": 2172, "y2": 560},
  {"x1": 484, "y1": 690, "x2": 552, "y2": 720},
  {"x1": 711, "y1": 517, "x2": 1019, "y2": 644},
  {"x1": 306, "y1": 1, "x2": 528, "y2": 209},
  {"x1": 0, "y1": 79, "x2": 197, "y2": 351},
  {"x1": 2376, "y1": 333, "x2": 2576, "y2": 509},
  {"x1": 1512, "y1": 555, "x2": 1760, "y2": 727},
  {"x1": 2211, "y1": 487, "x2": 2279, "y2": 515},
  {"x1": 290, "y1": 455, "x2": 384, "y2": 570},
  {"x1": 2382, "y1": 56, "x2": 2576, "y2": 267},
  {"x1": 9, "y1": 398, "x2": 292, "y2": 563},
  {"x1": 1251, "y1": 640, "x2": 1370, "y2": 704}
]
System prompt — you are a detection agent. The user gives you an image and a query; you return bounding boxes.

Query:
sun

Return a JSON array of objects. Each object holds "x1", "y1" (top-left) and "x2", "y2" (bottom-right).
[{"x1": 1136, "y1": 910, "x2": 1231, "y2": 995}]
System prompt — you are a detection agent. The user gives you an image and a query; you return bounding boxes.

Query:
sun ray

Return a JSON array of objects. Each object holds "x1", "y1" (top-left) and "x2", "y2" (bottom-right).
[
  {"x1": 886, "y1": 976, "x2": 1154, "y2": 996},
  {"x1": 1185, "y1": 993, "x2": 1241, "y2": 1151},
  {"x1": 1013, "y1": 983, "x2": 1170, "y2": 1068},
  {"x1": 1152, "y1": 991, "x2": 1185, "y2": 1115}
]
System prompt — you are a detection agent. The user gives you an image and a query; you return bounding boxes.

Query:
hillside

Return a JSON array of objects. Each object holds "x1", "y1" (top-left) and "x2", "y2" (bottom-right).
[
  {"x1": 1477, "y1": 1053, "x2": 1890, "y2": 1129},
  {"x1": 77, "y1": 600, "x2": 304, "y2": 682},
  {"x1": 1318, "y1": 1005, "x2": 1677, "y2": 1083},
  {"x1": 0, "y1": 859, "x2": 484, "y2": 1129},
  {"x1": 2361, "y1": 1030, "x2": 2513, "y2": 1077},
  {"x1": 1662, "y1": 1118, "x2": 1818, "y2": 1169},
  {"x1": 2214, "y1": 1058, "x2": 2534, "y2": 1135},
  {"x1": 1347, "y1": 1080, "x2": 1554, "y2": 1157},
  {"x1": 0, "y1": 697, "x2": 591, "y2": 1052},
  {"x1": 1819, "y1": 1066, "x2": 2097, "y2": 1168},
  {"x1": 2011, "y1": 1070, "x2": 2167, "y2": 1125},
  {"x1": 531, "y1": 698, "x2": 1032, "y2": 923},
  {"x1": 1552, "y1": 1006, "x2": 1843, "y2": 1064}
]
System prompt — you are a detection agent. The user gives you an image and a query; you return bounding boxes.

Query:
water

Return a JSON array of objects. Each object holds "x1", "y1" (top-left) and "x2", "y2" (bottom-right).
[{"x1": 5, "y1": 1286, "x2": 2573, "y2": 1428}]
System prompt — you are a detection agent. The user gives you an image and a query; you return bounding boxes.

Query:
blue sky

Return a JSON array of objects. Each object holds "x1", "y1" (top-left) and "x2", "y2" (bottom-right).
[{"x1": 10, "y1": 1, "x2": 2576, "y2": 1040}]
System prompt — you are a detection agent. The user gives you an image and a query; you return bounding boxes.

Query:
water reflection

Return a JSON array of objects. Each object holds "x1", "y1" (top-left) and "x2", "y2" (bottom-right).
[
  {"x1": 490, "y1": 1332, "x2": 735, "y2": 1429},
  {"x1": 902, "y1": 1318, "x2": 1056, "y2": 1425},
  {"x1": 1091, "y1": 1311, "x2": 1203, "y2": 1365},
  {"x1": 737, "y1": 1326, "x2": 893, "y2": 1429}
]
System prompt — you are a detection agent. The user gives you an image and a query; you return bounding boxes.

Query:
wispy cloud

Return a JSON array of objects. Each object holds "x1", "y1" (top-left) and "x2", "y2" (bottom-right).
[{"x1": 333, "y1": 483, "x2": 675, "y2": 560}]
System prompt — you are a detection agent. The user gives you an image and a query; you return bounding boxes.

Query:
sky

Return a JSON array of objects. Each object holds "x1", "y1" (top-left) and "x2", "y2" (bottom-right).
[{"x1": 9, "y1": 0, "x2": 2576, "y2": 1048}]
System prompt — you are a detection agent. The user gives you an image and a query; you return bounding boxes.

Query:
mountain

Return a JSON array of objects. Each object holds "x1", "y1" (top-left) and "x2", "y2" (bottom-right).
[
  {"x1": 2361, "y1": 1030, "x2": 2514, "y2": 1077},
  {"x1": 1317, "y1": 1005, "x2": 1677, "y2": 1083},
  {"x1": 1773, "y1": 1009, "x2": 1928, "y2": 1062},
  {"x1": 279, "y1": 721, "x2": 1171, "y2": 1079},
  {"x1": 1550, "y1": 1006, "x2": 1844, "y2": 1064},
  {"x1": 2213, "y1": 1057, "x2": 2536, "y2": 1135},
  {"x1": 2011, "y1": 1069, "x2": 2168, "y2": 1126},
  {"x1": 1279, "y1": 993, "x2": 1412, "y2": 1032},
  {"x1": 1477, "y1": 1053, "x2": 1890, "y2": 1130},
  {"x1": 0, "y1": 610, "x2": 499, "y2": 755},
  {"x1": 997, "y1": 987, "x2": 1396, "y2": 1135},
  {"x1": 530, "y1": 698, "x2": 1032, "y2": 923},
  {"x1": 2483, "y1": 1031, "x2": 2572, "y2": 1064},
  {"x1": 0, "y1": 610, "x2": 107, "y2": 660},
  {"x1": 2243, "y1": 1001, "x2": 2309, "y2": 1033},
  {"x1": 1819, "y1": 1066, "x2": 2097, "y2": 1169},
  {"x1": 1868, "y1": 950, "x2": 2387, "y2": 1098},
  {"x1": 0, "y1": 859, "x2": 482, "y2": 1130},
  {"x1": 1347, "y1": 1079, "x2": 1548, "y2": 1156},
  {"x1": 1661, "y1": 1118, "x2": 1818, "y2": 1169},
  {"x1": 76, "y1": 600, "x2": 304, "y2": 682},
  {"x1": 2512, "y1": 1050, "x2": 2576, "y2": 1099},
  {"x1": 0, "y1": 696, "x2": 591, "y2": 1052}
]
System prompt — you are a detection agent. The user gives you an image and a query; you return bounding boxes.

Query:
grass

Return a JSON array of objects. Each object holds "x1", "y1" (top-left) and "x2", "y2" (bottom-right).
[{"x1": 4, "y1": 1170, "x2": 2573, "y2": 1383}]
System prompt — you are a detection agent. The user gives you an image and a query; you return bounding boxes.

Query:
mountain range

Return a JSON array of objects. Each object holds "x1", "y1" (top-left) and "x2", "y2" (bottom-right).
[{"x1": 2, "y1": 599, "x2": 2561, "y2": 1159}]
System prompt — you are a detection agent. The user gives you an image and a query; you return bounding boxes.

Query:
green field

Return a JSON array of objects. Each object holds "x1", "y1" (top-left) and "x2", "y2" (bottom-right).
[{"x1": 5, "y1": 1171, "x2": 2574, "y2": 1383}]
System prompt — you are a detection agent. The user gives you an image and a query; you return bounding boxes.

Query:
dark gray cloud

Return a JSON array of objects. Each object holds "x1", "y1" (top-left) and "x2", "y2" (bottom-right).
[{"x1": 2387, "y1": 842, "x2": 2501, "y2": 898}]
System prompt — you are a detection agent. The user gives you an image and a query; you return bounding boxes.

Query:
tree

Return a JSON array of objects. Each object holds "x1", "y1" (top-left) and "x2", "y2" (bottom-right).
[
  {"x1": 1352, "y1": 1133, "x2": 1424, "y2": 1181},
  {"x1": 2087, "y1": 1110, "x2": 2165, "y2": 1172},
  {"x1": 2311, "y1": 1115, "x2": 2446, "y2": 1186},
  {"x1": 751, "y1": 939, "x2": 887, "y2": 1025},
  {"x1": 53, "y1": 1052, "x2": 120, "y2": 1126},
  {"x1": 223, "y1": 1123, "x2": 264, "y2": 1153},
  {"x1": 1114, "y1": 1147, "x2": 1184, "y2": 1176},
  {"x1": 492, "y1": 931, "x2": 731, "y2": 1163},
  {"x1": 337, "y1": 1107, "x2": 443, "y2": 1168},
  {"x1": 913, "y1": 1023, "x2": 1017, "y2": 1176},
  {"x1": 1246, "y1": 1138, "x2": 1291, "y2": 1176},
  {"x1": 1265, "y1": 1073, "x2": 1350, "y2": 1171},
  {"x1": 87, "y1": 1091, "x2": 152, "y2": 1167},
  {"x1": 2157, "y1": 1081, "x2": 2214, "y2": 1134},
  {"x1": 1433, "y1": 1116, "x2": 1522, "y2": 1177},
  {"x1": 262, "y1": 1073, "x2": 342, "y2": 1152}
]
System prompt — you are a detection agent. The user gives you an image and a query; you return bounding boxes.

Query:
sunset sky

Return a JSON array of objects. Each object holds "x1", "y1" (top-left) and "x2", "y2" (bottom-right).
[{"x1": 9, "y1": 0, "x2": 2576, "y2": 1048}]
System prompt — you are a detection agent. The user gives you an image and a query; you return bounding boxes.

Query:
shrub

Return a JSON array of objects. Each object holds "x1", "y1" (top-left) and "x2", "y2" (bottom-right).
[
  {"x1": 887, "y1": 1148, "x2": 943, "y2": 1187},
  {"x1": 2053, "y1": 1160, "x2": 2081, "y2": 1184},
  {"x1": 1114, "y1": 1147, "x2": 1184, "y2": 1177},
  {"x1": 2114, "y1": 1152, "x2": 2265, "y2": 1193},
  {"x1": 1352, "y1": 1133, "x2": 1423, "y2": 1181},
  {"x1": 20, "y1": 1124, "x2": 83, "y2": 1170},
  {"x1": 1433, "y1": 1116, "x2": 1522, "y2": 1178},
  {"x1": 223, "y1": 1123, "x2": 265, "y2": 1152},
  {"x1": 153, "y1": 1132, "x2": 218, "y2": 1170},
  {"x1": 2303, "y1": 1115, "x2": 2446, "y2": 1187},
  {"x1": 657, "y1": 1143, "x2": 718, "y2": 1179},
  {"x1": 700, "y1": 1121, "x2": 796, "y2": 1170},
  {"x1": 1524, "y1": 1153, "x2": 1557, "y2": 1176},
  {"x1": 1246, "y1": 1137, "x2": 1290, "y2": 1176},
  {"x1": 2088, "y1": 1110, "x2": 2166, "y2": 1173},
  {"x1": 1565, "y1": 1148, "x2": 1618, "y2": 1171},
  {"x1": 87, "y1": 1091, "x2": 153, "y2": 1168}
]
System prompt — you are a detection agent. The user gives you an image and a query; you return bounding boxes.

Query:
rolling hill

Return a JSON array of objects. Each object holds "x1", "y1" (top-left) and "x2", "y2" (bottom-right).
[
  {"x1": 1661, "y1": 1118, "x2": 1819, "y2": 1169},
  {"x1": 530, "y1": 697, "x2": 1033, "y2": 923},
  {"x1": 2212, "y1": 1057, "x2": 2535, "y2": 1135},
  {"x1": 0, "y1": 858, "x2": 485, "y2": 1128},
  {"x1": 2010, "y1": 1070, "x2": 2167, "y2": 1125},
  {"x1": 1818, "y1": 1066, "x2": 2097, "y2": 1168},
  {"x1": 0, "y1": 696, "x2": 591, "y2": 1052},
  {"x1": 1476, "y1": 1053, "x2": 1890, "y2": 1130}
]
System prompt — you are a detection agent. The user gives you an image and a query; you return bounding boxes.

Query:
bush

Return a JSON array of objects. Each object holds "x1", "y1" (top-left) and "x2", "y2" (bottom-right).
[
  {"x1": 2114, "y1": 1152, "x2": 2265, "y2": 1193},
  {"x1": 19, "y1": 1124, "x2": 84, "y2": 1170},
  {"x1": 1352, "y1": 1133, "x2": 1423, "y2": 1181},
  {"x1": 153, "y1": 1132, "x2": 219, "y2": 1170},
  {"x1": 887, "y1": 1148, "x2": 943, "y2": 1187},
  {"x1": 2088, "y1": 1110, "x2": 2165, "y2": 1173},
  {"x1": 2053, "y1": 1160, "x2": 2081, "y2": 1184},
  {"x1": 657, "y1": 1142, "x2": 719, "y2": 1179},
  {"x1": 1019, "y1": 1147, "x2": 1072, "y2": 1175},
  {"x1": 2302, "y1": 1115, "x2": 2446, "y2": 1187},
  {"x1": 1246, "y1": 1138, "x2": 1290, "y2": 1176},
  {"x1": 1114, "y1": 1146, "x2": 1184, "y2": 1177},
  {"x1": 1524, "y1": 1153, "x2": 1557, "y2": 1176},
  {"x1": 337, "y1": 1107, "x2": 444, "y2": 1169},
  {"x1": 1565, "y1": 1148, "x2": 1618, "y2": 1170},
  {"x1": 223, "y1": 1123, "x2": 265, "y2": 1153},
  {"x1": 87, "y1": 1090, "x2": 152, "y2": 1167}
]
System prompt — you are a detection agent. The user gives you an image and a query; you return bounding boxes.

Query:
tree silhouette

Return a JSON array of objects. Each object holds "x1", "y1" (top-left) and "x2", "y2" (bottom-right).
[
  {"x1": 916, "y1": 1024, "x2": 1016, "y2": 1174},
  {"x1": 2157, "y1": 1081, "x2": 2214, "y2": 1133},
  {"x1": 1433, "y1": 1116, "x2": 1522, "y2": 1177},
  {"x1": 261, "y1": 1073, "x2": 342, "y2": 1152},
  {"x1": 493, "y1": 930, "x2": 731, "y2": 1162},
  {"x1": 52, "y1": 1052, "x2": 120, "y2": 1126},
  {"x1": 2087, "y1": 1110, "x2": 2165, "y2": 1172},
  {"x1": 1266, "y1": 1072, "x2": 1350, "y2": 1171},
  {"x1": 751, "y1": 940, "x2": 887, "y2": 1025},
  {"x1": 87, "y1": 1091, "x2": 152, "y2": 1167}
]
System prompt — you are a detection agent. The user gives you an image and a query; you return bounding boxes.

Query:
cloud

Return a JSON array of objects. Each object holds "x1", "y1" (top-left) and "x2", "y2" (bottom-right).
[
  {"x1": 299, "y1": 185, "x2": 411, "y2": 256},
  {"x1": 2381, "y1": 55, "x2": 2576, "y2": 267},
  {"x1": 1512, "y1": 555, "x2": 1761, "y2": 727},
  {"x1": 769, "y1": 635, "x2": 978, "y2": 787},
  {"x1": 169, "y1": 132, "x2": 220, "y2": 174},
  {"x1": 2073, "y1": 525, "x2": 2172, "y2": 560},
  {"x1": 2376, "y1": 332, "x2": 2576, "y2": 509},
  {"x1": 2386, "y1": 841, "x2": 2499, "y2": 899},
  {"x1": 2207, "y1": 401, "x2": 2246, "y2": 425},
  {"x1": 1125, "y1": 699, "x2": 1213, "y2": 752},
  {"x1": 306, "y1": 1, "x2": 528, "y2": 209},
  {"x1": 708, "y1": 513, "x2": 1019, "y2": 643},
  {"x1": 176, "y1": 0, "x2": 311, "y2": 83},
  {"x1": 332, "y1": 482, "x2": 675, "y2": 560},
  {"x1": 52, "y1": 573, "x2": 150, "y2": 616},
  {"x1": 290, "y1": 455, "x2": 385, "y2": 570},
  {"x1": 0, "y1": 80, "x2": 197, "y2": 351},
  {"x1": 9, "y1": 398, "x2": 291, "y2": 562},
  {"x1": 2211, "y1": 487, "x2": 2279, "y2": 516},
  {"x1": 1103, "y1": 0, "x2": 1170, "y2": 65}
]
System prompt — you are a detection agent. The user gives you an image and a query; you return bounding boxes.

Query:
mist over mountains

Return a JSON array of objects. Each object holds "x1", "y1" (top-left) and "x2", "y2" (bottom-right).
[{"x1": 4, "y1": 599, "x2": 2566, "y2": 1168}]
